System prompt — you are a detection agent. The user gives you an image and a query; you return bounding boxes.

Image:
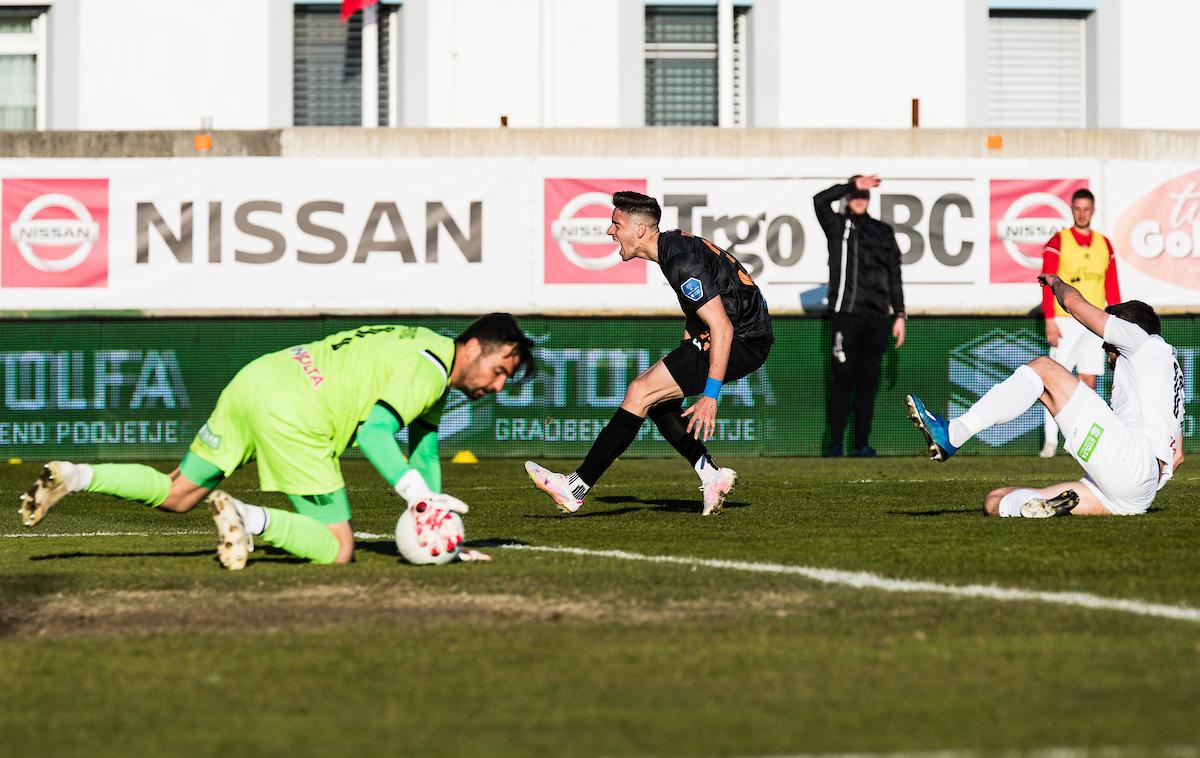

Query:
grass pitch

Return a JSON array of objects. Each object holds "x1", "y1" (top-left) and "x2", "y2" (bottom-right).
[{"x1": 2, "y1": 456, "x2": 1199, "y2": 757}]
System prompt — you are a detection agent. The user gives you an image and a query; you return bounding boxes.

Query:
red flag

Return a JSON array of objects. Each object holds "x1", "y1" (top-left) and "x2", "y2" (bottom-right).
[{"x1": 340, "y1": 0, "x2": 378, "y2": 22}]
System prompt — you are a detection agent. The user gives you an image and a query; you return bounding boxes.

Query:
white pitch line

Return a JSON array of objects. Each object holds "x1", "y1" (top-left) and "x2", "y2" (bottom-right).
[
  {"x1": 3, "y1": 529, "x2": 209, "y2": 538},
  {"x1": 4, "y1": 529, "x2": 397, "y2": 540},
  {"x1": 502, "y1": 545, "x2": 1200, "y2": 624},
  {"x1": 3, "y1": 529, "x2": 393, "y2": 540},
  {"x1": 7, "y1": 531, "x2": 1199, "y2": 624}
]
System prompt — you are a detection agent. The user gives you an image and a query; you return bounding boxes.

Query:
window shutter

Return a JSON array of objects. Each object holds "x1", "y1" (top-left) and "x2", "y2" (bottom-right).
[
  {"x1": 987, "y1": 11, "x2": 1087, "y2": 128},
  {"x1": 293, "y1": 4, "x2": 390, "y2": 126},
  {"x1": 645, "y1": 7, "x2": 718, "y2": 127}
]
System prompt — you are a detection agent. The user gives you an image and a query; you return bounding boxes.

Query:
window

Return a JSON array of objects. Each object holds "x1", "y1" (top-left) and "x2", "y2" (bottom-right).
[
  {"x1": 644, "y1": 4, "x2": 748, "y2": 127},
  {"x1": 987, "y1": 10, "x2": 1088, "y2": 127},
  {"x1": 0, "y1": 9, "x2": 46, "y2": 130},
  {"x1": 293, "y1": 3, "x2": 395, "y2": 126}
]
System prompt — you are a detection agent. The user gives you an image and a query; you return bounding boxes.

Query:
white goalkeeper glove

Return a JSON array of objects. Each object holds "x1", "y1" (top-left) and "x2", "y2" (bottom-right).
[
  {"x1": 393, "y1": 470, "x2": 470, "y2": 514},
  {"x1": 428, "y1": 493, "x2": 469, "y2": 514}
]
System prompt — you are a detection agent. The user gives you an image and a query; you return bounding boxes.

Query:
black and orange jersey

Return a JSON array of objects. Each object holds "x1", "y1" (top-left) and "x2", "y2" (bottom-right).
[{"x1": 655, "y1": 230, "x2": 773, "y2": 344}]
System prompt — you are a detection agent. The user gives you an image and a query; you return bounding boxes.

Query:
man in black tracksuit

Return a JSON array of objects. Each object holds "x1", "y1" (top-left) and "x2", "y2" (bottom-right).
[{"x1": 813, "y1": 175, "x2": 906, "y2": 457}]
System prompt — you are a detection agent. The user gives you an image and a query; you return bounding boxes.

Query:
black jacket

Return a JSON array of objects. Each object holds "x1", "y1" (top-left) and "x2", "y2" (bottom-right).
[{"x1": 813, "y1": 182, "x2": 906, "y2": 318}]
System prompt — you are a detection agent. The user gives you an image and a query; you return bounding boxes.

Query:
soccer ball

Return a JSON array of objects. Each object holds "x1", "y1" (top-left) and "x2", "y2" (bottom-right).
[{"x1": 395, "y1": 501, "x2": 464, "y2": 565}]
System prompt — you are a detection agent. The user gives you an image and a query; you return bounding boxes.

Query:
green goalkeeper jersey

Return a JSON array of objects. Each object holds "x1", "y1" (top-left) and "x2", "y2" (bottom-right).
[{"x1": 267, "y1": 324, "x2": 454, "y2": 454}]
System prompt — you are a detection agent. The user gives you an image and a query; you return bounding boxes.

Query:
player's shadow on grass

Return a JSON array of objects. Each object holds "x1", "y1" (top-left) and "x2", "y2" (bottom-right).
[
  {"x1": 525, "y1": 495, "x2": 748, "y2": 518},
  {"x1": 465, "y1": 538, "x2": 529, "y2": 548},
  {"x1": 353, "y1": 538, "x2": 528, "y2": 559},
  {"x1": 599, "y1": 494, "x2": 750, "y2": 512},
  {"x1": 30, "y1": 549, "x2": 219, "y2": 561},
  {"x1": 887, "y1": 508, "x2": 978, "y2": 517},
  {"x1": 30, "y1": 548, "x2": 308, "y2": 564}
]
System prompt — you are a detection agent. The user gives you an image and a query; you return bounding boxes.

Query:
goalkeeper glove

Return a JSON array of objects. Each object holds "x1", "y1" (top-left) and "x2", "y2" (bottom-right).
[{"x1": 393, "y1": 470, "x2": 470, "y2": 514}]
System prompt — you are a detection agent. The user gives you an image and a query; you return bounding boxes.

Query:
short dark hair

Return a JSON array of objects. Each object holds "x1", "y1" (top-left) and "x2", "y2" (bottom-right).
[
  {"x1": 612, "y1": 191, "x2": 661, "y2": 226},
  {"x1": 1105, "y1": 300, "x2": 1161, "y2": 336},
  {"x1": 1071, "y1": 188, "x2": 1095, "y2": 204},
  {"x1": 456, "y1": 313, "x2": 537, "y2": 384}
]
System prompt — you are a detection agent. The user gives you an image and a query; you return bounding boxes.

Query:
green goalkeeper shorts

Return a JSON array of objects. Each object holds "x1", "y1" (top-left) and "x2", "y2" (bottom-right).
[{"x1": 188, "y1": 354, "x2": 345, "y2": 496}]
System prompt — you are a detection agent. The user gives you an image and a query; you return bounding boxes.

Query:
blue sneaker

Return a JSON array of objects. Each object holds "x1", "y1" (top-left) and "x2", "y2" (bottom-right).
[{"x1": 904, "y1": 394, "x2": 958, "y2": 461}]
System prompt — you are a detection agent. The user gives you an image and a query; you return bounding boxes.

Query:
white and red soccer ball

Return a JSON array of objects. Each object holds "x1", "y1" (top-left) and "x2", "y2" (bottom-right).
[{"x1": 395, "y1": 501, "x2": 464, "y2": 565}]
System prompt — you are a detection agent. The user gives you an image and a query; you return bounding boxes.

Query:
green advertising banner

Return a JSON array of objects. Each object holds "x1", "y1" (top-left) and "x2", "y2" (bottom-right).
[{"x1": 1, "y1": 316, "x2": 1197, "y2": 462}]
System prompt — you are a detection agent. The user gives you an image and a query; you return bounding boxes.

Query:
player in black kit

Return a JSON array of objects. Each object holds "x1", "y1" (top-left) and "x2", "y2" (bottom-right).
[{"x1": 525, "y1": 191, "x2": 774, "y2": 516}]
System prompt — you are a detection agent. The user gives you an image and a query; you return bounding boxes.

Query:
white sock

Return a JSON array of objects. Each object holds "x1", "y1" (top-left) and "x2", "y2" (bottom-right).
[
  {"x1": 949, "y1": 364, "x2": 1044, "y2": 447},
  {"x1": 1043, "y1": 407, "x2": 1057, "y2": 446},
  {"x1": 566, "y1": 472, "x2": 590, "y2": 501},
  {"x1": 230, "y1": 496, "x2": 269, "y2": 535},
  {"x1": 999, "y1": 488, "x2": 1039, "y2": 518},
  {"x1": 69, "y1": 462, "x2": 94, "y2": 492},
  {"x1": 694, "y1": 456, "x2": 719, "y2": 485}
]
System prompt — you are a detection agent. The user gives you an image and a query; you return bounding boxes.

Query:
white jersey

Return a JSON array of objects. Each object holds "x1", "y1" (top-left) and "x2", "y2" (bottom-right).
[{"x1": 1104, "y1": 316, "x2": 1184, "y2": 479}]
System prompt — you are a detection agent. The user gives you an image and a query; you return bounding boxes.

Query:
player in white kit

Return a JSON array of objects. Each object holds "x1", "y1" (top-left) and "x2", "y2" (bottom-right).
[{"x1": 905, "y1": 273, "x2": 1183, "y2": 517}]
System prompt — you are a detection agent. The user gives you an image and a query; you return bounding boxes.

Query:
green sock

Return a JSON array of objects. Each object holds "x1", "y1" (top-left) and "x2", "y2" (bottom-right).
[
  {"x1": 85, "y1": 464, "x2": 171, "y2": 507},
  {"x1": 261, "y1": 508, "x2": 341, "y2": 564}
]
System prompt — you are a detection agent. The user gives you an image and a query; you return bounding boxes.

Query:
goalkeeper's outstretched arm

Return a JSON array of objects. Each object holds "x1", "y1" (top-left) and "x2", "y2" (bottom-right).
[{"x1": 1039, "y1": 273, "x2": 1109, "y2": 338}]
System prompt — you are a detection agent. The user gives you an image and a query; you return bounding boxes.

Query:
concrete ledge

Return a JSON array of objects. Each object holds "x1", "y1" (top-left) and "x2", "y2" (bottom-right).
[
  {"x1": 2, "y1": 127, "x2": 1199, "y2": 160},
  {"x1": 0, "y1": 130, "x2": 283, "y2": 157},
  {"x1": 280, "y1": 127, "x2": 1200, "y2": 160}
]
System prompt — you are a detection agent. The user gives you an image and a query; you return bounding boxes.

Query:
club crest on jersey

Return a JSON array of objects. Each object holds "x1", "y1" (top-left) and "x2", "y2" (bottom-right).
[{"x1": 681, "y1": 277, "x2": 704, "y2": 301}]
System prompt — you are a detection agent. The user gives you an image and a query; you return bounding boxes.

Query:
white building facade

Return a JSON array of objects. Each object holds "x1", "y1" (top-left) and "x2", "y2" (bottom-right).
[{"x1": 0, "y1": 0, "x2": 1194, "y2": 131}]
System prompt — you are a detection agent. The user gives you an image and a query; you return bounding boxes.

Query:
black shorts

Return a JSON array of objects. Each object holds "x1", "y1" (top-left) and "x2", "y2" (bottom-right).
[{"x1": 662, "y1": 335, "x2": 772, "y2": 396}]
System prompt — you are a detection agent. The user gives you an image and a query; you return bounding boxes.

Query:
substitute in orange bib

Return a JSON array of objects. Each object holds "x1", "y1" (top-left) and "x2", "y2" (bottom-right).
[{"x1": 1040, "y1": 188, "x2": 1121, "y2": 458}]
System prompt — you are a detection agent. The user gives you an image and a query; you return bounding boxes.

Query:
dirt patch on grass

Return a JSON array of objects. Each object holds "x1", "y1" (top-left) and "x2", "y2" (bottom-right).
[{"x1": 0, "y1": 583, "x2": 819, "y2": 639}]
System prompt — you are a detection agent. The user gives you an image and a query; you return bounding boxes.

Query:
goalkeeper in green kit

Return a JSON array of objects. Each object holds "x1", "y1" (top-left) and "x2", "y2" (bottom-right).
[{"x1": 18, "y1": 314, "x2": 535, "y2": 569}]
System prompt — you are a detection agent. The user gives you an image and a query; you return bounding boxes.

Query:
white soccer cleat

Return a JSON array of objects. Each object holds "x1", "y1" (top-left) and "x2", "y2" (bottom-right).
[
  {"x1": 18, "y1": 461, "x2": 78, "y2": 527},
  {"x1": 700, "y1": 467, "x2": 738, "y2": 516},
  {"x1": 1039, "y1": 440, "x2": 1057, "y2": 458},
  {"x1": 524, "y1": 460, "x2": 584, "y2": 514},
  {"x1": 1020, "y1": 489, "x2": 1079, "y2": 519},
  {"x1": 207, "y1": 490, "x2": 253, "y2": 570}
]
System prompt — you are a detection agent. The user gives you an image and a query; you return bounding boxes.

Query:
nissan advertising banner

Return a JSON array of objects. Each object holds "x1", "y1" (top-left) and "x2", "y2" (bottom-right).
[
  {"x1": 0, "y1": 158, "x2": 531, "y2": 311},
  {"x1": 2, "y1": 156, "x2": 1198, "y2": 314}
]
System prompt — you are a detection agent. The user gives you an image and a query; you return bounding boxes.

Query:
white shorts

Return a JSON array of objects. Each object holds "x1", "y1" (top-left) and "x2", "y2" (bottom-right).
[
  {"x1": 1054, "y1": 383, "x2": 1160, "y2": 515},
  {"x1": 1049, "y1": 316, "x2": 1106, "y2": 376}
]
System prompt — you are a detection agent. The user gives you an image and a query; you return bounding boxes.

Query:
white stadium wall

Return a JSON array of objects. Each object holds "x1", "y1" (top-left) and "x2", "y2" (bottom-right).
[
  {"x1": 49, "y1": 0, "x2": 292, "y2": 131},
  {"x1": 407, "y1": 0, "x2": 632, "y2": 129},
  {"x1": 1116, "y1": 0, "x2": 1200, "y2": 129},
  {"x1": 24, "y1": 0, "x2": 1200, "y2": 131},
  {"x1": 413, "y1": 0, "x2": 544, "y2": 128},
  {"x1": 769, "y1": 0, "x2": 972, "y2": 129}
]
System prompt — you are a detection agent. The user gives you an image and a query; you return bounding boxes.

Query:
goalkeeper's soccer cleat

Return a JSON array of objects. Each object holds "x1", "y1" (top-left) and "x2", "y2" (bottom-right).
[
  {"x1": 207, "y1": 490, "x2": 253, "y2": 570},
  {"x1": 904, "y1": 394, "x2": 959, "y2": 461},
  {"x1": 700, "y1": 467, "x2": 737, "y2": 516},
  {"x1": 524, "y1": 461, "x2": 583, "y2": 514},
  {"x1": 1020, "y1": 489, "x2": 1079, "y2": 519},
  {"x1": 18, "y1": 461, "x2": 79, "y2": 527}
]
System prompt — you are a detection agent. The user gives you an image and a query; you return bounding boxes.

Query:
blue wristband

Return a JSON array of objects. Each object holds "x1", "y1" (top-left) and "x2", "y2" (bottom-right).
[{"x1": 703, "y1": 377, "x2": 723, "y2": 400}]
